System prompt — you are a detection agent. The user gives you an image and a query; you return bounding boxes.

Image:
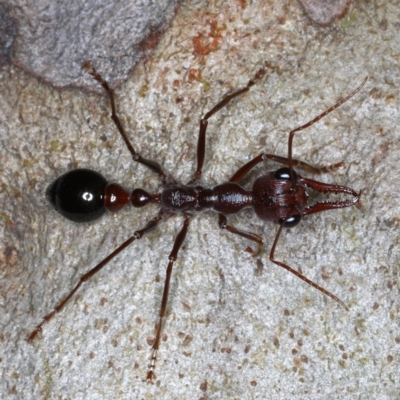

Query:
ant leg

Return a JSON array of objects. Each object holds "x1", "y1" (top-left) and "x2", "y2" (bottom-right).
[
  {"x1": 287, "y1": 77, "x2": 368, "y2": 182},
  {"x1": 147, "y1": 216, "x2": 190, "y2": 383},
  {"x1": 218, "y1": 214, "x2": 263, "y2": 256},
  {"x1": 192, "y1": 67, "x2": 268, "y2": 182},
  {"x1": 230, "y1": 152, "x2": 345, "y2": 183},
  {"x1": 27, "y1": 212, "x2": 168, "y2": 343},
  {"x1": 83, "y1": 61, "x2": 171, "y2": 183},
  {"x1": 269, "y1": 221, "x2": 348, "y2": 311},
  {"x1": 229, "y1": 153, "x2": 336, "y2": 184},
  {"x1": 265, "y1": 155, "x2": 343, "y2": 174}
]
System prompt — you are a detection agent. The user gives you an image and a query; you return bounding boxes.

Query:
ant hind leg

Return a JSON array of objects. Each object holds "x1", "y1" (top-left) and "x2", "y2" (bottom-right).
[
  {"x1": 83, "y1": 61, "x2": 171, "y2": 183},
  {"x1": 27, "y1": 213, "x2": 165, "y2": 343}
]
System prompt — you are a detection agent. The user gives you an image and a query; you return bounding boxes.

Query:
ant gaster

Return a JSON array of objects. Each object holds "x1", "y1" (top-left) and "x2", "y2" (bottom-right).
[{"x1": 28, "y1": 61, "x2": 367, "y2": 382}]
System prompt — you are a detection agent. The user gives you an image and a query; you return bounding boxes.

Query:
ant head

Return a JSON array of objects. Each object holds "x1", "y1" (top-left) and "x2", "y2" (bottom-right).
[{"x1": 252, "y1": 168, "x2": 307, "y2": 227}]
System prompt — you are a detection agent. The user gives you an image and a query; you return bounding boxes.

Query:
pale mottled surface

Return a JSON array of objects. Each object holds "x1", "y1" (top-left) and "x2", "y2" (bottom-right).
[
  {"x1": 297, "y1": 0, "x2": 352, "y2": 25},
  {"x1": 0, "y1": 1, "x2": 399, "y2": 399},
  {"x1": 4, "y1": 0, "x2": 179, "y2": 89}
]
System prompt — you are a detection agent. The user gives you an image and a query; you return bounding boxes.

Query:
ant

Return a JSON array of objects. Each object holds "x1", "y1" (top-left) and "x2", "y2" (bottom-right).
[{"x1": 27, "y1": 61, "x2": 367, "y2": 382}]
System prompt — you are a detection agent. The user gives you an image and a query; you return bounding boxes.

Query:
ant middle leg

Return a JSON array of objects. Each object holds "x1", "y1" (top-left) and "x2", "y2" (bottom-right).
[
  {"x1": 83, "y1": 61, "x2": 171, "y2": 183},
  {"x1": 146, "y1": 216, "x2": 190, "y2": 383},
  {"x1": 192, "y1": 67, "x2": 269, "y2": 182}
]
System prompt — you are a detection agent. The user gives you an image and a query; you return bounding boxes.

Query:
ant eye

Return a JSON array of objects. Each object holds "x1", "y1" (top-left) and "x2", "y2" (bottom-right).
[
  {"x1": 274, "y1": 167, "x2": 297, "y2": 180},
  {"x1": 279, "y1": 215, "x2": 301, "y2": 227}
]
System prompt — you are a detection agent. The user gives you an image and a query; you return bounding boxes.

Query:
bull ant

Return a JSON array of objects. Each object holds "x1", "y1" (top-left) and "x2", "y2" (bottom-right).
[{"x1": 27, "y1": 61, "x2": 367, "y2": 382}]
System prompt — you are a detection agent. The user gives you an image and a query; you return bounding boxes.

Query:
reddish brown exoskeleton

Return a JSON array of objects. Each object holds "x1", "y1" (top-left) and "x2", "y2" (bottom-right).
[{"x1": 27, "y1": 62, "x2": 367, "y2": 382}]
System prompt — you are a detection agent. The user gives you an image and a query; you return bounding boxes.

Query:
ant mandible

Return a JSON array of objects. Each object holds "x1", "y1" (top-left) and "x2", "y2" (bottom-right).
[{"x1": 27, "y1": 61, "x2": 367, "y2": 382}]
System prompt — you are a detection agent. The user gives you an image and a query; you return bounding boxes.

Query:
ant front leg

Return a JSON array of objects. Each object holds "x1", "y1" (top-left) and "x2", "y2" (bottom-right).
[
  {"x1": 146, "y1": 216, "x2": 190, "y2": 383},
  {"x1": 229, "y1": 153, "x2": 342, "y2": 183},
  {"x1": 83, "y1": 61, "x2": 172, "y2": 184},
  {"x1": 230, "y1": 77, "x2": 368, "y2": 184},
  {"x1": 27, "y1": 213, "x2": 166, "y2": 343},
  {"x1": 192, "y1": 67, "x2": 268, "y2": 182},
  {"x1": 218, "y1": 214, "x2": 263, "y2": 256},
  {"x1": 269, "y1": 221, "x2": 348, "y2": 311},
  {"x1": 286, "y1": 77, "x2": 368, "y2": 183}
]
